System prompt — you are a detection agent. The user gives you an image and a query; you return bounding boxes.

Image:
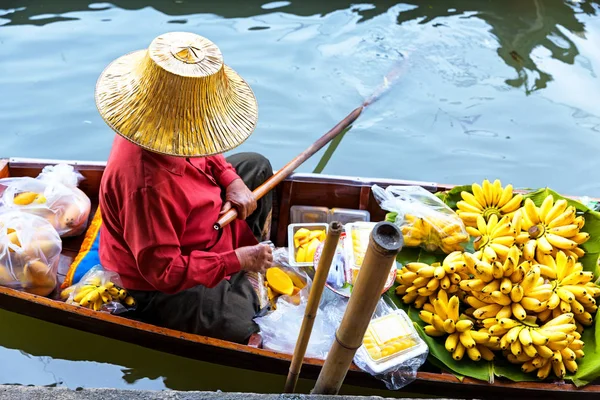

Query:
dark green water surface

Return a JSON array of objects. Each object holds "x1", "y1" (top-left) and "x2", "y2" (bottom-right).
[{"x1": 1, "y1": 0, "x2": 600, "y2": 394}]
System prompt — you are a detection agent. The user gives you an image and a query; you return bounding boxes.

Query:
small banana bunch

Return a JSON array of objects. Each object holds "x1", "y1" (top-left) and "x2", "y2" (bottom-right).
[
  {"x1": 537, "y1": 252, "x2": 599, "y2": 328},
  {"x1": 395, "y1": 252, "x2": 465, "y2": 308},
  {"x1": 398, "y1": 214, "x2": 469, "y2": 254},
  {"x1": 520, "y1": 196, "x2": 589, "y2": 261},
  {"x1": 61, "y1": 276, "x2": 135, "y2": 311},
  {"x1": 486, "y1": 314, "x2": 584, "y2": 379},
  {"x1": 468, "y1": 214, "x2": 517, "y2": 263},
  {"x1": 456, "y1": 179, "x2": 523, "y2": 227},
  {"x1": 418, "y1": 292, "x2": 496, "y2": 362}
]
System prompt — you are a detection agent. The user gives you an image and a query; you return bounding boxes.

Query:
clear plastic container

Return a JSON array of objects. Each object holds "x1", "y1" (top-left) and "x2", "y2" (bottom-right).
[
  {"x1": 288, "y1": 223, "x2": 329, "y2": 267},
  {"x1": 290, "y1": 206, "x2": 329, "y2": 224},
  {"x1": 328, "y1": 208, "x2": 370, "y2": 225},
  {"x1": 344, "y1": 222, "x2": 376, "y2": 268},
  {"x1": 357, "y1": 310, "x2": 428, "y2": 374}
]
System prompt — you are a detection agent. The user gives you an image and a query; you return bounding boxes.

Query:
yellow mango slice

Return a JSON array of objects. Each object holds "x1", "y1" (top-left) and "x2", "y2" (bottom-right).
[
  {"x1": 296, "y1": 246, "x2": 306, "y2": 263},
  {"x1": 293, "y1": 228, "x2": 310, "y2": 241},
  {"x1": 286, "y1": 271, "x2": 306, "y2": 289},
  {"x1": 306, "y1": 238, "x2": 320, "y2": 263},
  {"x1": 266, "y1": 267, "x2": 294, "y2": 296},
  {"x1": 13, "y1": 192, "x2": 38, "y2": 206},
  {"x1": 308, "y1": 230, "x2": 324, "y2": 241}
]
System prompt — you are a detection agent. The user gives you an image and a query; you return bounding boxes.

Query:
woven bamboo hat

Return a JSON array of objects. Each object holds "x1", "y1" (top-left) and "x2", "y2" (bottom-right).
[{"x1": 95, "y1": 32, "x2": 258, "y2": 157}]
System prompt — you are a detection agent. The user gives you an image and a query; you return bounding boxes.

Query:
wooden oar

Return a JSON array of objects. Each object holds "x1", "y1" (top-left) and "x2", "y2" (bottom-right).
[{"x1": 214, "y1": 56, "x2": 407, "y2": 231}]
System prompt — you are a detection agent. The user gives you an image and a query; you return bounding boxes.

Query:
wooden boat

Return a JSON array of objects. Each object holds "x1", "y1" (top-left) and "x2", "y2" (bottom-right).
[{"x1": 0, "y1": 157, "x2": 598, "y2": 399}]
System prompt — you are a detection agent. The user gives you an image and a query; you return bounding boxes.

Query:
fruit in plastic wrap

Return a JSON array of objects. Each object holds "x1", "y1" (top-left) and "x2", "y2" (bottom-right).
[
  {"x1": 64, "y1": 269, "x2": 136, "y2": 312},
  {"x1": 0, "y1": 211, "x2": 61, "y2": 297},
  {"x1": 293, "y1": 228, "x2": 326, "y2": 263}
]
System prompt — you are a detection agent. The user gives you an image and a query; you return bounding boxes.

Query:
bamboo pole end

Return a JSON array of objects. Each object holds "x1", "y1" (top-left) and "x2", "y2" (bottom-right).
[{"x1": 371, "y1": 221, "x2": 403, "y2": 256}]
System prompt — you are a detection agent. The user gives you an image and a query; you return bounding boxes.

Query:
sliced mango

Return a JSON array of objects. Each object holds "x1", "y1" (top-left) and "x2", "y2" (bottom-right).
[
  {"x1": 306, "y1": 238, "x2": 320, "y2": 263},
  {"x1": 296, "y1": 246, "x2": 307, "y2": 263},
  {"x1": 13, "y1": 192, "x2": 39, "y2": 206},
  {"x1": 266, "y1": 267, "x2": 294, "y2": 296},
  {"x1": 308, "y1": 230, "x2": 324, "y2": 241},
  {"x1": 286, "y1": 270, "x2": 306, "y2": 289}
]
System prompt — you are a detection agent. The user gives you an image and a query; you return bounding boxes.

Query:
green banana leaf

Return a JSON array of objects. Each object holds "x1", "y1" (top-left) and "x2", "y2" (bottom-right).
[{"x1": 435, "y1": 184, "x2": 472, "y2": 209}]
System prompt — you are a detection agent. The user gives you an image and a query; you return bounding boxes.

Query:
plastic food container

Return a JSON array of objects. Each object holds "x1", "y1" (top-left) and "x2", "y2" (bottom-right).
[
  {"x1": 290, "y1": 206, "x2": 329, "y2": 224},
  {"x1": 288, "y1": 223, "x2": 329, "y2": 267},
  {"x1": 328, "y1": 208, "x2": 370, "y2": 225},
  {"x1": 344, "y1": 222, "x2": 376, "y2": 284},
  {"x1": 357, "y1": 310, "x2": 428, "y2": 374}
]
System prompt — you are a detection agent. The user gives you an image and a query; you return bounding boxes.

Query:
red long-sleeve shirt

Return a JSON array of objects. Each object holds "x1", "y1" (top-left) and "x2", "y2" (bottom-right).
[{"x1": 98, "y1": 136, "x2": 257, "y2": 293}]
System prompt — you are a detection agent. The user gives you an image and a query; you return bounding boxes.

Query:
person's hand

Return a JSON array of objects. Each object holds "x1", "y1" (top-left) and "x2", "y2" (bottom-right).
[
  {"x1": 220, "y1": 179, "x2": 257, "y2": 220},
  {"x1": 235, "y1": 244, "x2": 273, "y2": 273}
]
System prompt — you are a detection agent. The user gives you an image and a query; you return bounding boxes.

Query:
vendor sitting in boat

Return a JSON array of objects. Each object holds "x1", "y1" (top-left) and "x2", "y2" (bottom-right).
[{"x1": 94, "y1": 32, "x2": 273, "y2": 344}]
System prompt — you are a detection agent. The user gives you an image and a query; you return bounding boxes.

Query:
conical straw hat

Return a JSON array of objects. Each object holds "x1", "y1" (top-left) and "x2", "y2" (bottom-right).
[{"x1": 95, "y1": 32, "x2": 258, "y2": 157}]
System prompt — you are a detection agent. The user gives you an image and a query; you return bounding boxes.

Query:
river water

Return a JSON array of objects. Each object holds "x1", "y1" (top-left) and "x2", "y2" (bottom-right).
[{"x1": 1, "y1": 0, "x2": 600, "y2": 394}]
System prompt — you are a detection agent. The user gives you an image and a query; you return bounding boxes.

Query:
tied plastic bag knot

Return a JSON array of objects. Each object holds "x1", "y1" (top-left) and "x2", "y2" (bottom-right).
[
  {"x1": 373, "y1": 184, "x2": 469, "y2": 254},
  {"x1": 38, "y1": 163, "x2": 85, "y2": 188},
  {"x1": 0, "y1": 163, "x2": 91, "y2": 237},
  {"x1": 62, "y1": 265, "x2": 137, "y2": 314}
]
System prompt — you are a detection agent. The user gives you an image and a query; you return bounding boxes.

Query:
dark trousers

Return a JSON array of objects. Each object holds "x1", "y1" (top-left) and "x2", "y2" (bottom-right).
[{"x1": 127, "y1": 153, "x2": 273, "y2": 344}]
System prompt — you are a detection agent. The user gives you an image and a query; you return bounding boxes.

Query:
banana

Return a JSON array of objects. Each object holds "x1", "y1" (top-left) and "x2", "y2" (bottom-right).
[
  {"x1": 478, "y1": 345, "x2": 496, "y2": 361},
  {"x1": 530, "y1": 329, "x2": 549, "y2": 346},
  {"x1": 417, "y1": 266, "x2": 436, "y2": 278},
  {"x1": 455, "y1": 319, "x2": 474, "y2": 333},
  {"x1": 506, "y1": 326, "x2": 524, "y2": 344},
  {"x1": 453, "y1": 342, "x2": 466, "y2": 361},
  {"x1": 445, "y1": 332, "x2": 460, "y2": 352},
  {"x1": 424, "y1": 325, "x2": 445, "y2": 337},
  {"x1": 536, "y1": 344, "x2": 554, "y2": 359},
  {"x1": 511, "y1": 302, "x2": 527, "y2": 320},
  {"x1": 459, "y1": 331, "x2": 477, "y2": 349},
  {"x1": 447, "y1": 296, "x2": 460, "y2": 322},
  {"x1": 470, "y1": 330, "x2": 491, "y2": 344},
  {"x1": 443, "y1": 319, "x2": 456, "y2": 334},
  {"x1": 519, "y1": 328, "x2": 533, "y2": 346},
  {"x1": 537, "y1": 359, "x2": 552, "y2": 379},
  {"x1": 466, "y1": 346, "x2": 482, "y2": 361},
  {"x1": 473, "y1": 303, "x2": 502, "y2": 319}
]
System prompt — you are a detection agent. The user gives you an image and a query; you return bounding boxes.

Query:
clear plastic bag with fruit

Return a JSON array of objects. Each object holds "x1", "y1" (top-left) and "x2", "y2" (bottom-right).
[
  {"x1": 0, "y1": 163, "x2": 91, "y2": 237},
  {"x1": 61, "y1": 265, "x2": 136, "y2": 314},
  {"x1": 0, "y1": 211, "x2": 62, "y2": 297},
  {"x1": 372, "y1": 185, "x2": 469, "y2": 254},
  {"x1": 263, "y1": 247, "x2": 312, "y2": 310}
]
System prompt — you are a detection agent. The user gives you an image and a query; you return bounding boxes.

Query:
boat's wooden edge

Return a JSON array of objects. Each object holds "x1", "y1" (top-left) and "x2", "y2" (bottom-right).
[
  {"x1": 0, "y1": 159, "x2": 9, "y2": 179},
  {"x1": 1, "y1": 284, "x2": 599, "y2": 396}
]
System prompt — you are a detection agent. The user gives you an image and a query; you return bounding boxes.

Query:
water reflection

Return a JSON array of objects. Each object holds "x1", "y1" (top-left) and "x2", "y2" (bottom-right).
[{"x1": 2, "y1": 0, "x2": 598, "y2": 94}]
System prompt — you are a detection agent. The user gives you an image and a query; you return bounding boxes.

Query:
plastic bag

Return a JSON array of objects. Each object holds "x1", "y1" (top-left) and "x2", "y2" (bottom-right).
[
  {"x1": 265, "y1": 247, "x2": 312, "y2": 309},
  {"x1": 254, "y1": 289, "x2": 347, "y2": 358},
  {"x1": 62, "y1": 265, "x2": 136, "y2": 314},
  {"x1": 0, "y1": 163, "x2": 91, "y2": 237},
  {"x1": 0, "y1": 211, "x2": 61, "y2": 296},
  {"x1": 373, "y1": 185, "x2": 469, "y2": 254},
  {"x1": 353, "y1": 298, "x2": 428, "y2": 390}
]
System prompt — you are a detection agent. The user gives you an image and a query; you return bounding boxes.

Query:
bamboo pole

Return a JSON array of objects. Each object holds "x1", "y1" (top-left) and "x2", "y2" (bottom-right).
[
  {"x1": 283, "y1": 221, "x2": 343, "y2": 393},
  {"x1": 312, "y1": 221, "x2": 403, "y2": 395}
]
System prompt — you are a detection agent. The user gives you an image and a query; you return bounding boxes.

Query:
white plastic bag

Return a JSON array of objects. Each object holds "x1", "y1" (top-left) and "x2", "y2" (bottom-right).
[
  {"x1": 0, "y1": 211, "x2": 62, "y2": 296},
  {"x1": 253, "y1": 289, "x2": 346, "y2": 358},
  {"x1": 373, "y1": 185, "x2": 469, "y2": 254},
  {"x1": 0, "y1": 163, "x2": 91, "y2": 237}
]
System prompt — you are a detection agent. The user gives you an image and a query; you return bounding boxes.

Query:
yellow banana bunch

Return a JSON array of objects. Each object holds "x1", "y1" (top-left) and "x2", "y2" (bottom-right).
[
  {"x1": 395, "y1": 252, "x2": 465, "y2": 308},
  {"x1": 64, "y1": 278, "x2": 135, "y2": 311},
  {"x1": 520, "y1": 196, "x2": 588, "y2": 261},
  {"x1": 488, "y1": 314, "x2": 583, "y2": 379},
  {"x1": 535, "y1": 252, "x2": 600, "y2": 327},
  {"x1": 468, "y1": 214, "x2": 517, "y2": 263},
  {"x1": 456, "y1": 179, "x2": 523, "y2": 227},
  {"x1": 419, "y1": 291, "x2": 496, "y2": 362},
  {"x1": 400, "y1": 214, "x2": 469, "y2": 254}
]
